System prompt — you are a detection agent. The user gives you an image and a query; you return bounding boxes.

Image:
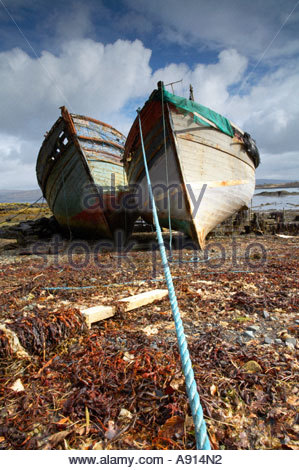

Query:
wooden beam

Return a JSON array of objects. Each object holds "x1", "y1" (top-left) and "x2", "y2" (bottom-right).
[
  {"x1": 118, "y1": 289, "x2": 168, "y2": 312},
  {"x1": 81, "y1": 289, "x2": 168, "y2": 327},
  {"x1": 81, "y1": 305, "x2": 115, "y2": 328}
]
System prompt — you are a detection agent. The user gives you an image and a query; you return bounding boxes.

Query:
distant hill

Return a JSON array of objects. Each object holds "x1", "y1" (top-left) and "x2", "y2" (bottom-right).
[
  {"x1": 256, "y1": 179, "x2": 299, "y2": 189},
  {"x1": 0, "y1": 189, "x2": 43, "y2": 203},
  {"x1": 256, "y1": 179, "x2": 293, "y2": 185}
]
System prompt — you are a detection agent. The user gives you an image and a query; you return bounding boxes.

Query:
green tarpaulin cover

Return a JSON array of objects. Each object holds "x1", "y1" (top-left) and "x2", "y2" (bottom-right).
[{"x1": 161, "y1": 88, "x2": 234, "y2": 138}]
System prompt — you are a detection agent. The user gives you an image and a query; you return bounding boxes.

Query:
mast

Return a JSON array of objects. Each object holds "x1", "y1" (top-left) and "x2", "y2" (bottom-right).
[{"x1": 189, "y1": 84, "x2": 194, "y2": 101}]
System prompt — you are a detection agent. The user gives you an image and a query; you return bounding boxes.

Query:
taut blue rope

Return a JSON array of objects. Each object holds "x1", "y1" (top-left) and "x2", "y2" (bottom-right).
[
  {"x1": 161, "y1": 90, "x2": 173, "y2": 256},
  {"x1": 137, "y1": 109, "x2": 210, "y2": 450}
]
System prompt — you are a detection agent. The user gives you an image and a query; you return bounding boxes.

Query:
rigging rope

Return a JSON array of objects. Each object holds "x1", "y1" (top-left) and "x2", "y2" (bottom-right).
[
  {"x1": 137, "y1": 108, "x2": 210, "y2": 450},
  {"x1": 161, "y1": 92, "x2": 173, "y2": 257}
]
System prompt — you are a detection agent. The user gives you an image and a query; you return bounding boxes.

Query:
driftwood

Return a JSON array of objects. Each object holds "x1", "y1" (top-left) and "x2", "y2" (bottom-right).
[{"x1": 81, "y1": 289, "x2": 168, "y2": 327}]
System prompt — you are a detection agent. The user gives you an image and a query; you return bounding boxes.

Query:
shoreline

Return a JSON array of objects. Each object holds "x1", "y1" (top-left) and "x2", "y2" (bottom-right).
[
  {"x1": 256, "y1": 190, "x2": 299, "y2": 197},
  {"x1": 0, "y1": 203, "x2": 298, "y2": 258}
]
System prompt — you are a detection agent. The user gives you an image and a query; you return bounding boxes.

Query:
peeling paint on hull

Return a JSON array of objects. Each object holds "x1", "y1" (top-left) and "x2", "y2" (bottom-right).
[{"x1": 36, "y1": 107, "x2": 136, "y2": 240}]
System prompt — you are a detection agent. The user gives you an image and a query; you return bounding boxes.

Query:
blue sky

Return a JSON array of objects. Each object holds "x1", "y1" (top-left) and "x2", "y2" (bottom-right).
[{"x1": 0, "y1": 0, "x2": 298, "y2": 188}]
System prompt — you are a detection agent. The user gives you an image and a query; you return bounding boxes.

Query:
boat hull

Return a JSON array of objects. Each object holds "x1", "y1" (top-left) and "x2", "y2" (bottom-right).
[
  {"x1": 36, "y1": 109, "x2": 136, "y2": 240},
  {"x1": 124, "y1": 93, "x2": 257, "y2": 248}
]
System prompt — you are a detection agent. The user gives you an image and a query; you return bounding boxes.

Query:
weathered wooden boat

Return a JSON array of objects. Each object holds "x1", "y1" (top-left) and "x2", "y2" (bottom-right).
[
  {"x1": 124, "y1": 82, "x2": 260, "y2": 248},
  {"x1": 36, "y1": 107, "x2": 136, "y2": 240}
]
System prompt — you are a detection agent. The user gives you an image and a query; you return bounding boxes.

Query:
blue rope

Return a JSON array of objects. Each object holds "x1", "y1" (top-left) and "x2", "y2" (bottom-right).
[
  {"x1": 161, "y1": 92, "x2": 173, "y2": 256},
  {"x1": 137, "y1": 109, "x2": 210, "y2": 450}
]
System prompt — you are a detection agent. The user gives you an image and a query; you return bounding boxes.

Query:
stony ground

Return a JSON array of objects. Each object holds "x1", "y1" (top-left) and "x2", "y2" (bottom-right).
[{"x1": 0, "y1": 234, "x2": 298, "y2": 450}]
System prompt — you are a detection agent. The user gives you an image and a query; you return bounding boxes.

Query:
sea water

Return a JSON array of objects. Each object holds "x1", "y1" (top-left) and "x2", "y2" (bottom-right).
[{"x1": 252, "y1": 188, "x2": 299, "y2": 211}]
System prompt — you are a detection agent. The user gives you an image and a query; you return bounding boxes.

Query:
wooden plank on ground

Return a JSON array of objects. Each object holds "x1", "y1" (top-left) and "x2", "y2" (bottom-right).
[
  {"x1": 81, "y1": 289, "x2": 168, "y2": 327},
  {"x1": 81, "y1": 305, "x2": 115, "y2": 328},
  {"x1": 118, "y1": 289, "x2": 168, "y2": 312}
]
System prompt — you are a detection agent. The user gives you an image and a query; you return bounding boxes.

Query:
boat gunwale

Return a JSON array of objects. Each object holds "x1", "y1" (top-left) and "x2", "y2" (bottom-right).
[{"x1": 70, "y1": 113, "x2": 125, "y2": 140}]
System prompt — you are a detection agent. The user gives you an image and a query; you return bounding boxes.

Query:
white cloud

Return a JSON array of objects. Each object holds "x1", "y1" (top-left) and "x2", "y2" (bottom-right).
[
  {"x1": 225, "y1": 59, "x2": 299, "y2": 155},
  {"x1": 0, "y1": 134, "x2": 38, "y2": 189},
  {"x1": 151, "y1": 50, "x2": 299, "y2": 169},
  {"x1": 0, "y1": 134, "x2": 22, "y2": 158},
  {"x1": 126, "y1": 0, "x2": 299, "y2": 60},
  {"x1": 0, "y1": 36, "x2": 298, "y2": 189},
  {"x1": 0, "y1": 38, "x2": 152, "y2": 137},
  {"x1": 0, "y1": 37, "x2": 153, "y2": 188},
  {"x1": 151, "y1": 49, "x2": 248, "y2": 111}
]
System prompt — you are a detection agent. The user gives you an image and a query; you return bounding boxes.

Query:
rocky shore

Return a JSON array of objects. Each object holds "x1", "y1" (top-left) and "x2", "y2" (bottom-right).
[{"x1": 0, "y1": 204, "x2": 298, "y2": 450}]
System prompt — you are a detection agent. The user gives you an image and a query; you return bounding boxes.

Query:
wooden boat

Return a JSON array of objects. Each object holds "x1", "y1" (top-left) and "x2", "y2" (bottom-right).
[
  {"x1": 36, "y1": 107, "x2": 136, "y2": 240},
  {"x1": 123, "y1": 82, "x2": 260, "y2": 248}
]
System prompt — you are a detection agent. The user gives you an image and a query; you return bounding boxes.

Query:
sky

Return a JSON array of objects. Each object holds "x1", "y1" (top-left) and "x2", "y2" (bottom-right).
[{"x1": 0, "y1": 0, "x2": 298, "y2": 189}]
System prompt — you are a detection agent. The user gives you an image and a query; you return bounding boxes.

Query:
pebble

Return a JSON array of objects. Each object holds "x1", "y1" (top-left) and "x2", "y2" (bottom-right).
[
  {"x1": 263, "y1": 310, "x2": 270, "y2": 319},
  {"x1": 295, "y1": 320, "x2": 299, "y2": 325},
  {"x1": 247, "y1": 325, "x2": 260, "y2": 332},
  {"x1": 264, "y1": 336, "x2": 273, "y2": 345},
  {"x1": 270, "y1": 316, "x2": 277, "y2": 321},
  {"x1": 285, "y1": 337, "x2": 296, "y2": 348},
  {"x1": 275, "y1": 338, "x2": 283, "y2": 345},
  {"x1": 244, "y1": 330, "x2": 255, "y2": 339}
]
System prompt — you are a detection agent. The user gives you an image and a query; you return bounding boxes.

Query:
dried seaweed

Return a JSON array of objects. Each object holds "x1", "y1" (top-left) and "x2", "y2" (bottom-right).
[
  {"x1": 0, "y1": 235, "x2": 298, "y2": 450},
  {"x1": 0, "y1": 330, "x2": 13, "y2": 359},
  {"x1": 7, "y1": 307, "x2": 85, "y2": 356}
]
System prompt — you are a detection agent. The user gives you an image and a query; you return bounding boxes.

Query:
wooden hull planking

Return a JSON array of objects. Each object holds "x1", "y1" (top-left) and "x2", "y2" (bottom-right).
[{"x1": 36, "y1": 108, "x2": 135, "y2": 239}]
